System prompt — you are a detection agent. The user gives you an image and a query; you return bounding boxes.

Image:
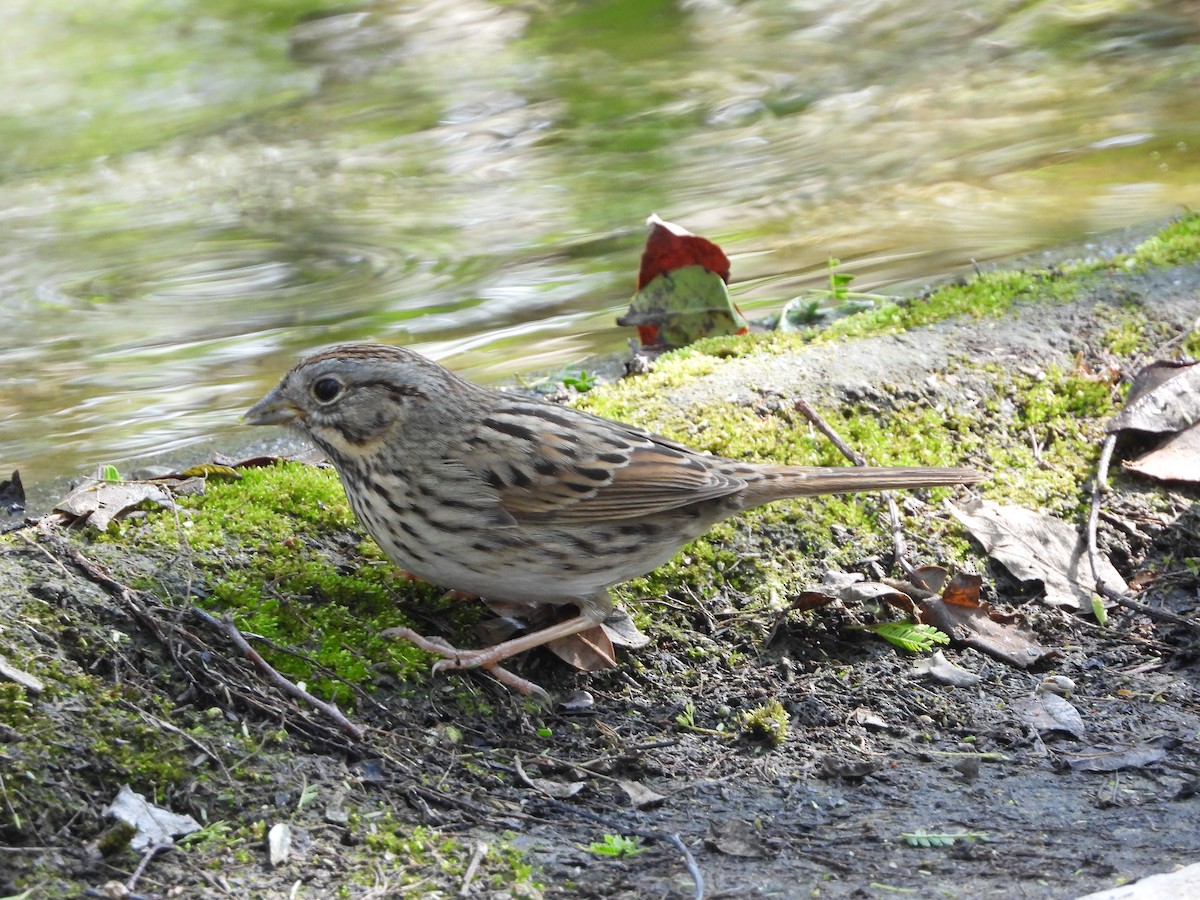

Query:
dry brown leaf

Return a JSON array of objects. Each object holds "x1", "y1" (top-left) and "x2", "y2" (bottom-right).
[
  {"x1": 916, "y1": 572, "x2": 1049, "y2": 668},
  {"x1": 1108, "y1": 359, "x2": 1200, "y2": 484},
  {"x1": 478, "y1": 602, "x2": 647, "y2": 672},
  {"x1": 1124, "y1": 423, "x2": 1200, "y2": 483},
  {"x1": 617, "y1": 779, "x2": 667, "y2": 809},
  {"x1": 102, "y1": 785, "x2": 201, "y2": 850},
  {"x1": 513, "y1": 758, "x2": 586, "y2": 799},
  {"x1": 1019, "y1": 693, "x2": 1085, "y2": 739},
  {"x1": 1107, "y1": 359, "x2": 1200, "y2": 434},
  {"x1": 53, "y1": 478, "x2": 178, "y2": 531},
  {"x1": 912, "y1": 650, "x2": 982, "y2": 687},
  {"x1": 950, "y1": 499, "x2": 1128, "y2": 609},
  {"x1": 546, "y1": 626, "x2": 616, "y2": 672}
]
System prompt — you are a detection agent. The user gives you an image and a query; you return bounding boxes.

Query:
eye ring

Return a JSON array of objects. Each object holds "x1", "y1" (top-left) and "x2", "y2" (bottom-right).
[{"x1": 312, "y1": 377, "x2": 342, "y2": 403}]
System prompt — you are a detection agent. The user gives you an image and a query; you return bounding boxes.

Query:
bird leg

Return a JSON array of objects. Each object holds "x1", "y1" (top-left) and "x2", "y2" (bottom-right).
[
  {"x1": 432, "y1": 594, "x2": 612, "y2": 672},
  {"x1": 382, "y1": 626, "x2": 550, "y2": 699}
]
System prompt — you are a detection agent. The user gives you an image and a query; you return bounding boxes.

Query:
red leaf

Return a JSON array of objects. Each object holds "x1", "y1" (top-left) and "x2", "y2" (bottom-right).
[{"x1": 637, "y1": 214, "x2": 731, "y2": 289}]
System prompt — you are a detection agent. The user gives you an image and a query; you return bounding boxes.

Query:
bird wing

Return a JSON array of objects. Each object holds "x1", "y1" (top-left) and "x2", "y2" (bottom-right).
[{"x1": 456, "y1": 399, "x2": 747, "y2": 522}]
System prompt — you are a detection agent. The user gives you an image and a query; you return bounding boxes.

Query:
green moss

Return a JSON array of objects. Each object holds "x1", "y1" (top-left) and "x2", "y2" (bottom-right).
[
  {"x1": 358, "y1": 816, "x2": 538, "y2": 893},
  {"x1": 96, "y1": 463, "x2": 490, "y2": 707},
  {"x1": 1183, "y1": 332, "x2": 1200, "y2": 358},
  {"x1": 741, "y1": 699, "x2": 790, "y2": 747},
  {"x1": 1121, "y1": 212, "x2": 1200, "y2": 268},
  {"x1": 1097, "y1": 306, "x2": 1154, "y2": 356},
  {"x1": 0, "y1": 682, "x2": 33, "y2": 728}
]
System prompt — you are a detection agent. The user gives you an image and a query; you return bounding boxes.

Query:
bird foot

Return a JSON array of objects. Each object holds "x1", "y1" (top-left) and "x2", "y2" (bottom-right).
[{"x1": 382, "y1": 626, "x2": 549, "y2": 699}]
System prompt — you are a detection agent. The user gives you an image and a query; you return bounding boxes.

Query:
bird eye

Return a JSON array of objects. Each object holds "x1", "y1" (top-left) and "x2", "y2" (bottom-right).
[{"x1": 312, "y1": 377, "x2": 342, "y2": 403}]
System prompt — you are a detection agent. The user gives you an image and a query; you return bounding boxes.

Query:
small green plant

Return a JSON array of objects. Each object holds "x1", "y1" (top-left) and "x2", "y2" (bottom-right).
[
  {"x1": 856, "y1": 622, "x2": 950, "y2": 653},
  {"x1": 100, "y1": 464, "x2": 121, "y2": 482},
  {"x1": 822, "y1": 257, "x2": 856, "y2": 302},
  {"x1": 562, "y1": 370, "x2": 598, "y2": 392},
  {"x1": 675, "y1": 701, "x2": 696, "y2": 728},
  {"x1": 177, "y1": 819, "x2": 235, "y2": 848},
  {"x1": 901, "y1": 830, "x2": 988, "y2": 848},
  {"x1": 773, "y1": 258, "x2": 894, "y2": 330},
  {"x1": 297, "y1": 783, "x2": 319, "y2": 811},
  {"x1": 585, "y1": 834, "x2": 644, "y2": 858}
]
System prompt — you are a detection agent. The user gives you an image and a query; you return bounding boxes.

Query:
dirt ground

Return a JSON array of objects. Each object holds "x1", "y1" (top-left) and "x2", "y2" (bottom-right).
[{"x1": 1, "y1": 249, "x2": 1198, "y2": 899}]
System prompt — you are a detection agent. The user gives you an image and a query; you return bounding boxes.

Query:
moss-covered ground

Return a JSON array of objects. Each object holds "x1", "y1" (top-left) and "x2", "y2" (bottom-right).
[{"x1": 1, "y1": 215, "x2": 1198, "y2": 898}]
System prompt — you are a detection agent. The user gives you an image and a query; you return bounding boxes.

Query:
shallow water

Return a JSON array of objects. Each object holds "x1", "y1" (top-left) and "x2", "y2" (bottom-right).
[{"x1": 3, "y1": 0, "x2": 1200, "y2": 490}]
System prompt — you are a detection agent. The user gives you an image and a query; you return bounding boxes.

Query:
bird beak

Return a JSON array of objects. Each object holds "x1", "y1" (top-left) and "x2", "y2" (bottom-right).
[{"x1": 243, "y1": 388, "x2": 301, "y2": 427}]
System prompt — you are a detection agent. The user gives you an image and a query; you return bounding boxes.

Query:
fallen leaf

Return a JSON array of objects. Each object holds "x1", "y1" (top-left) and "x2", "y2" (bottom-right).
[
  {"x1": 636, "y1": 213, "x2": 731, "y2": 288},
  {"x1": 53, "y1": 477, "x2": 180, "y2": 531},
  {"x1": 789, "y1": 591, "x2": 839, "y2": 613},
  {"x1": 950, "y1": 499, "x2": 1128, "y2": 609},
  {"x1": 1062, "y1": 745, "x2": 1166, "y2": 772},
  {"x1": 214, "y1": 448, "x2": 328, "y2": 468},
  {"x1": 1019, "y1": 693, "x2": 1085, "y2": 739},
  {"x1": 706, "y1": 820, "x2": 774, "y2": 859},
  {"x1": 480, "y1": 602, "x2": 649, "y2": 673},
  {"x1": 617, "y1": 779, "x2": 667, "y2": 809},
  {"x1": 600, "y1": 606, "x2": 651, "y2": 649},
  {"x1": 513, "y1": 758, "x2": 586, "y2": 799},
  {"x1": 102, "y1": 784, "x2": 201, "y2": 850},
  {"x1": 1123, "y1": 423, "x2": 1200, "y2": 483},
  {"x1": 546, "y1": 626, "x2": 616, "y2": 672},
  {"x1": 557, "y1": 690, "x2": 595, "y2": 714},
  {"x1": 850, "y1": 707, "x2": 890, "y2": 729},
  {"x1": 916, "y1": 572, "x2": 1049, "y2": 668},
  {"x1": 1108, "y1": 360, "x2": 1200, "y2": 484},
  {"x1": 909, "y1": 566, "x2": 950, "y2": 595},
  {"x1": 913, "y1": 650, "x2": 982, "y2": 687},
  {"x1": 179, "y1": 463, "x2": 242, "y2": 481},
  {"x1": 1107, "y1": 359, "x2": 1200, "y2": 434}
]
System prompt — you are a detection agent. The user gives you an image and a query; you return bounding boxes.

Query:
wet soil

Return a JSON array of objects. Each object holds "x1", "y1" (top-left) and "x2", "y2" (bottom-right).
[{"x1": 1, "y1": 258, "x2": 1198, "y2": 899}]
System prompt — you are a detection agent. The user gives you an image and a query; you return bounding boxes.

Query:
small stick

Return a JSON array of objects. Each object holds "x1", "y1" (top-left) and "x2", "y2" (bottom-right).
[
  {"x1": 1086, "y1": 434, "x2": 1199, "y2": 630},
  {"x1": 458, "y1": 842, "x2": 488, "y2": 896},
  {"x1": 126, "y1": 841, "x2": 172, "y2": 894},
  {"x1": 191, "y1": 607, "x2": 365, "y2": 741},
  {"x1": 62, "y1": 543, "x2": 371, "y2": 740},
  {"x1": 793, "y1": 398, "x2": 913, "y2": 574},
  {"x1": 16, "y1": 530, "x2": 75, "y2": 579},
  {"x1": 793, "y1": 398, "x2": 866, "y2": 466}
]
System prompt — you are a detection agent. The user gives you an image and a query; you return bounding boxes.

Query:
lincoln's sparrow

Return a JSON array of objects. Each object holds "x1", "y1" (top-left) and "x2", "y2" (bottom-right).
[{"x1": 246, "y1": 343, "x2": 982, "y2": 694}]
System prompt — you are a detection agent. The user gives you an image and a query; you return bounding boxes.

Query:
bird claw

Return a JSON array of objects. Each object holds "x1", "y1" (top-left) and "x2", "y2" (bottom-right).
[{"x1": 385, "y1": 627, "x2": 549, "y2": 698}]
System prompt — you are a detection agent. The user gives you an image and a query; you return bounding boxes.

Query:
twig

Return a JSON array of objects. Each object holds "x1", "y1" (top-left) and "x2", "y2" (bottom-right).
[
  {"x1": 127, "y1": 841, "x2": 172, "y2": 894},
  {"x1": 61, "y1": 544, "x2": 329, "y2": 739},
  {"x1": 119, "y1": 702, "x2": 231, "y2": 780},
  {"x1": 458, "y1": 842, "x2": 488, "y2": 896},
  {"x1": 793, "y1": 398, "x2": 865, "y2": 466},
  {"x1": 191, "y1": 607, "x2": 365, "y2": 741},
  {"x1": 793, "y1": 398, "x2": 913, "y2": 574},
  {"x1": 1086, "y1": 433, "x2": 1199, "y2": 630},
  {"x1": 15, "y1": 530, "x2": 74, "y2": 578}
]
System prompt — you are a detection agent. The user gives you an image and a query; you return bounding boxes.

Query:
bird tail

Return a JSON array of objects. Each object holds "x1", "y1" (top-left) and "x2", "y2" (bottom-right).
[{"x1": 750, "y1": 464, "x2": 984, "y2": 501}]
